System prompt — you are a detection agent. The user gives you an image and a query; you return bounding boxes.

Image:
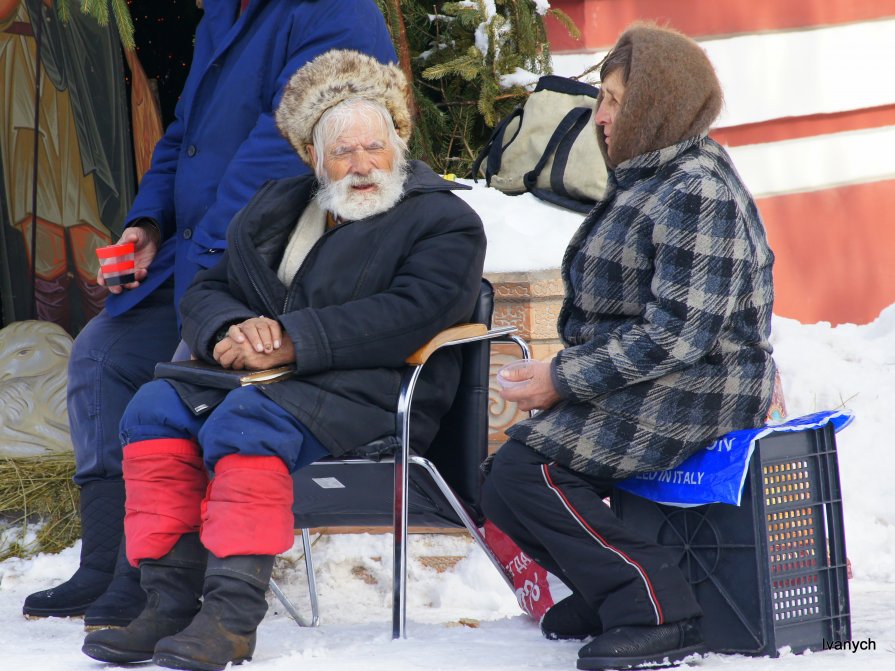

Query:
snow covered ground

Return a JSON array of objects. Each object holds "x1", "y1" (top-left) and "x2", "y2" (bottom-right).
[
  {"x1": 2, "y1": 536, "x2": 893, "y2": 670},
  {"x1": 2, "y1": 186, "x2": 894, "y2": 669}
]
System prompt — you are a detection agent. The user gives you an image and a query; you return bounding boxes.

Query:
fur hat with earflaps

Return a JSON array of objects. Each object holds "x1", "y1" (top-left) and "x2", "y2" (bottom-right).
[{"x1": 276, "y1": 50, "x2": 413, "y2": 165}]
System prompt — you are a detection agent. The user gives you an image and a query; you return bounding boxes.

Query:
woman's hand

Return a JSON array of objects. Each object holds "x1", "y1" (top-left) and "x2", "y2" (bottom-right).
[{"x1": 498, "y1": 359, "x2": 562, "y2": 412}]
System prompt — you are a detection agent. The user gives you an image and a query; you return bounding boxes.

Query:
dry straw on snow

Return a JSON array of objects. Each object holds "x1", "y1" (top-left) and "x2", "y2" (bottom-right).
[{"x1": 0, "y1": 454, "x2": 79, "y2": 561}]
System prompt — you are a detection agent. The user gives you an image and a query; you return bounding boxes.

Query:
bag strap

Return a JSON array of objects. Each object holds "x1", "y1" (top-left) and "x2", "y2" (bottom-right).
[
  {"x1": 548, "y1": 107, "x2": 592, "y2": 200},
  {"x1": 471, "y1": 106, "x2": 524, "y2": 184},
  {"x1": 522, "y1": 106, "x2": 596, "y2": 213},
  {"x1": 534, "y1": 75, "x2": 599, "y2": 98}
]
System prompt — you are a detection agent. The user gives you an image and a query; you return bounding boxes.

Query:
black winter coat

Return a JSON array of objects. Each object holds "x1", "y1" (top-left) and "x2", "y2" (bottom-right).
[{"x1": 176, "y1": 161, "x2": 486, "y2": 457}]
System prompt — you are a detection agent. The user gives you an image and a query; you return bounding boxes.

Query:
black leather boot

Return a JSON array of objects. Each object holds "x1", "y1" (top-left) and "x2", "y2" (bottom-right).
[
  {"x1": 23, "y1": 479, "x2": 124, "y2": 618},
  {"x1": 153, "y1": 553, "x2": 275, "y2": 671},
  {"x1": 81, "y1": 533, "x2": 206, "y2": 663},
  {"x1": 541, "y1": 592, "x2": 603, "y2": 641},
  {"x1": 577, "y1": 618, "x2": 706, "y2": 670},
  {"x1": 84, "y1": 538, "x2": 147, "y2": 628}
]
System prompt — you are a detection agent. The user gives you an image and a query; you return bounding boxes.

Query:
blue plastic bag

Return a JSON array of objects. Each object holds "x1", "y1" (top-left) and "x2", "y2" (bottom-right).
[{"x1": 615, "y1": 410, "x2": 854, "y2": 507}]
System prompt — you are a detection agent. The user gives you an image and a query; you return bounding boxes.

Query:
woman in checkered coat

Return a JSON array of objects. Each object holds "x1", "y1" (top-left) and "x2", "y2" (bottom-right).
[{"x1": 482, "y1": 22, "x2": 776, "y2": 671}]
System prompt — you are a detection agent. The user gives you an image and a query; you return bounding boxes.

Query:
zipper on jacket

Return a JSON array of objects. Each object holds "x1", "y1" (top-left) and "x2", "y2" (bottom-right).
[
  {"x1": 231, "y1": 181, "x2": 281, "y2": 318},
  {"x1": 234, "y1": 233, "x2": 279, "y2": 317},
  {"x1": 282, "y1": 217, "x2": 367, "y2": 313}
]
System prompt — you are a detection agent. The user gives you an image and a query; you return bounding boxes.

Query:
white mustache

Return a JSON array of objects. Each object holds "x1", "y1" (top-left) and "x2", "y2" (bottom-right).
[
  {"x1": 344, "y1": 172, "x2": 386, "y2": 188},
  {"x1": 315, "y1": 161, "x2": 407, "y2": 221}
]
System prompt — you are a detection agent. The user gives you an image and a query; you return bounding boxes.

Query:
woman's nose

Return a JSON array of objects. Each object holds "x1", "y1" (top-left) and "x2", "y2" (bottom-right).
[{"x1": 594, "y1": 102, "x2": 610, "y2": 126}]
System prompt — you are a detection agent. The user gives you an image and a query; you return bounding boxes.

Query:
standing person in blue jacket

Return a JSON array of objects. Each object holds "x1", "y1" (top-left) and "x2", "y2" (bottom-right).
[{"x1": 23, "y1": 0, "x2": 396, "y2": 628}]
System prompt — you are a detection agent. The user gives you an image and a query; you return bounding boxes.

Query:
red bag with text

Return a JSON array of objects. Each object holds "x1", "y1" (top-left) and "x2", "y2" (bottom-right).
[{"x1": 483, "y1": 520, "x2": 571, "y2": 620}]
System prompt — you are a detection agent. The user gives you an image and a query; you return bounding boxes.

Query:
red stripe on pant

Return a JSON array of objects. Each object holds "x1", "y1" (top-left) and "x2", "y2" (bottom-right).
[
  {"x1": 540, "y1": 464, "x2": 665, "y2": 625},
  {"x1": 200, "y1": 454, "x2": 295, "y2": 558},
  {"x1": 122, "y1": 438, "x2": 208, "y2": 567}
]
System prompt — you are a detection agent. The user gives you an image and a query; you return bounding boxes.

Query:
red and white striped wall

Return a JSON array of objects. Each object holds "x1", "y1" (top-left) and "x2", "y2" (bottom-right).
[{"x1": 547, "y1": 0, "x2": 895, "y2": 325}]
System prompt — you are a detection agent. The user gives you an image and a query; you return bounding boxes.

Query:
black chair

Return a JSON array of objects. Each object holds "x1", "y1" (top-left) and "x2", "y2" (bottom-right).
[{"x1": 271, "y1": 279, "x2": 529, "y2": 638}]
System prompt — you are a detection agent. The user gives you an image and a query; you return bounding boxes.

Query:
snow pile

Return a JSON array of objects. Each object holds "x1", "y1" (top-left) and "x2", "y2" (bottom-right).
[
  {"x1": 772, "y1": 307, "x2": 895, "y2": 582},
  {"x1": 456, "y1": 180, "x2": 584, "y2": 273}
]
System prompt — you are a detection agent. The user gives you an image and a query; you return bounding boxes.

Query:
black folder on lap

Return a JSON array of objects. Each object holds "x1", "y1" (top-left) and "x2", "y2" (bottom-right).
[{"x1": 154, "y1": 359, "x2": 295, "y2": 389}]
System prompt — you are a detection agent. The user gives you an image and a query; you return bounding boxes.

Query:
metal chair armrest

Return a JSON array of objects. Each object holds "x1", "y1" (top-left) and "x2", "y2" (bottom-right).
[
  {"x1": 405, "y1": 324, "x2": 517, "y2": 366},
  {"x1": 397, "y1": 325, "x2": 527, "y2": 445}
]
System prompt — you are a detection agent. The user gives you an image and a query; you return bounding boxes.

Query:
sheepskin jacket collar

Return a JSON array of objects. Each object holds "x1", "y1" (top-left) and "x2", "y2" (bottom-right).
[{"x1": 597, "y1": 24, "x2": 723, "y2": 167}]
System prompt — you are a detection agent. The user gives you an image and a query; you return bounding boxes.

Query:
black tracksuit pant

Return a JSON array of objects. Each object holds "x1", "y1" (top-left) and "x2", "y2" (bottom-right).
[{"x1": 481, "y1": 440, "x2": 702, "y2": 629}]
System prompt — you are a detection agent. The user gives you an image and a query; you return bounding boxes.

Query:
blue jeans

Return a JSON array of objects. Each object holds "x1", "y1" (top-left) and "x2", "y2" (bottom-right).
[
  {"x1": 69, "y1": 280, "x2": 180, "y2": 485},
  {"x1": 120, "y1": 380, "x2": 328, "y2": 473}
]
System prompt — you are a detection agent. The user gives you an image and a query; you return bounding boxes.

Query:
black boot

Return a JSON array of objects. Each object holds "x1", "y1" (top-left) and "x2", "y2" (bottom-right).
[
  {"x1": 541, "y1": 592, "x2": 603, "y2": 641},
  {"x1": 84, "y1": 537, "x2": 147, "y2": 628},
  {"x1": 23, "y1": 479, "x2": 125, "y2": 618},
  {"x1": 81, "y1": 533, "x2": 207, "y2": 664},
  {"x1": 153, "y1": 553, "x2": 275, "y2": 671},
  {"x1": 576, "y1": 618, "x2": 706, "y2": 670}
]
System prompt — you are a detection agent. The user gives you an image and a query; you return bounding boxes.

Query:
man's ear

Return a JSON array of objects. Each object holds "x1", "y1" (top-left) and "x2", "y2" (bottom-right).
[{"x1": 306, "y1": 144, "x2": 318, "y2": 170}]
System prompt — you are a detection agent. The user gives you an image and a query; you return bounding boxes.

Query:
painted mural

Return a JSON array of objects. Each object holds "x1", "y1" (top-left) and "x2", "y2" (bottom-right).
[{"x1": 0, "y1": 0, "x2": 134, "y2": 334}]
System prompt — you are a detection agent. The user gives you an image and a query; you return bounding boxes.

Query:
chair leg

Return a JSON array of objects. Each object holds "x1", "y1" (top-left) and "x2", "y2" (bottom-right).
[
  {"x1": 464, "y1": 521, "x2": 516, "y2": 592},
  {"x1": 392, "y1": 457, "x2": 409, "y2": 640},
  {"x1": 302, "y1": 528, "x2": 320, "y2": 627},
  {"x1": 267, "y1": 528, "x2": 319, "y2": 628},
  {"x1": 392, "y1": 437, "x2": 410, "y2": 639},
  {"x1": 393, "y1": 366, "x2": 423, "y2": 639},
  {"x1": 412, "y1": 456, "x2": 515, "y2": 593}
]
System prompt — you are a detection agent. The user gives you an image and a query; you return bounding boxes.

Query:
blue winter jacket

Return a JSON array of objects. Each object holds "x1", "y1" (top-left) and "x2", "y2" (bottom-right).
[{"x1": 105, "y1": 0, "x2": 396, "y2": 317}]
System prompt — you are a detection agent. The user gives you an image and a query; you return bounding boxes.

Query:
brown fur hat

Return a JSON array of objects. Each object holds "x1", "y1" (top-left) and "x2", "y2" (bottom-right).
[
  {"x1": 597, "y1": 22, "x2": 723, "y2": 167},
  {"x1": 276, "y1": 50, "x2": 412, "y2": 165}
]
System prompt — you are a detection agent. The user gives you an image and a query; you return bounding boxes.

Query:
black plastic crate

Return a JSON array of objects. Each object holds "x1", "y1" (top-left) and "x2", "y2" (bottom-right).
[{"x1": 611, "y1": 423, "x2": 851, "y2": 656}]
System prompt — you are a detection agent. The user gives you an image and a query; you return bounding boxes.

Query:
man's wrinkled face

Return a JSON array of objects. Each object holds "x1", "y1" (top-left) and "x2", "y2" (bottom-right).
[{"x1": 307, "y1": 111, "x2": 406, "y2": 221}]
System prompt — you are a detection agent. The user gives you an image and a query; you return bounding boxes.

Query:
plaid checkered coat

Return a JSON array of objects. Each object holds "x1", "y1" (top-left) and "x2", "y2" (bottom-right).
[{"x1": 506, "y1": 134, "x2": 776, "y2": 479}]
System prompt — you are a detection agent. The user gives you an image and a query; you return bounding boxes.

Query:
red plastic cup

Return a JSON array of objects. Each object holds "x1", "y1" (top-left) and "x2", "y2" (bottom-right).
[{"x1": 96, "y1": 242, "x2": 136, "y2": 287}]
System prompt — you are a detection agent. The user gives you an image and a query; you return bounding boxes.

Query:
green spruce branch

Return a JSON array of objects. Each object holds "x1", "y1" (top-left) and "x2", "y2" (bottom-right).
[
  {"x1": 377, "y1": 0, "x2": 579, "y2": 174},
  {"x1": 56, "y1": 0, "x2": 135, "y2": 50}
]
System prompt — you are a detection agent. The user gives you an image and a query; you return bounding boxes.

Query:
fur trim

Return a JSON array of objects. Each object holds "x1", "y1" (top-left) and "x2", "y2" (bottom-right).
[
  {"x1": 276, "y1": 50, "x2": 411, "y2": 165},
  {"x1": 597, "y1": 23, "x2": 723, "y2": 167}
]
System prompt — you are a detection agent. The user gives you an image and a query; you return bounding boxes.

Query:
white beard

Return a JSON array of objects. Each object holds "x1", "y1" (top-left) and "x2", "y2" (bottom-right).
[{"x1": 315, "y1": 158, "x2": 407, "y2": 221}]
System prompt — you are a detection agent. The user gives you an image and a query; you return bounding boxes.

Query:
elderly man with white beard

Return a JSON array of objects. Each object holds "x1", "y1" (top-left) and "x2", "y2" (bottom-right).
[{"x1": 81, "y1": 50, "x2": 486, "y2": 671}]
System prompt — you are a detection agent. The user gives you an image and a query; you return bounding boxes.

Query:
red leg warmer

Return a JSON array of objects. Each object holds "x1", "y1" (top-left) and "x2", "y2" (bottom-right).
[
  {"x1": 122, "y1": 438, "x2": 208, "y2": 567},
  {"x1": 200, "y1": 455, "x2": 295, "y2": 557}
]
